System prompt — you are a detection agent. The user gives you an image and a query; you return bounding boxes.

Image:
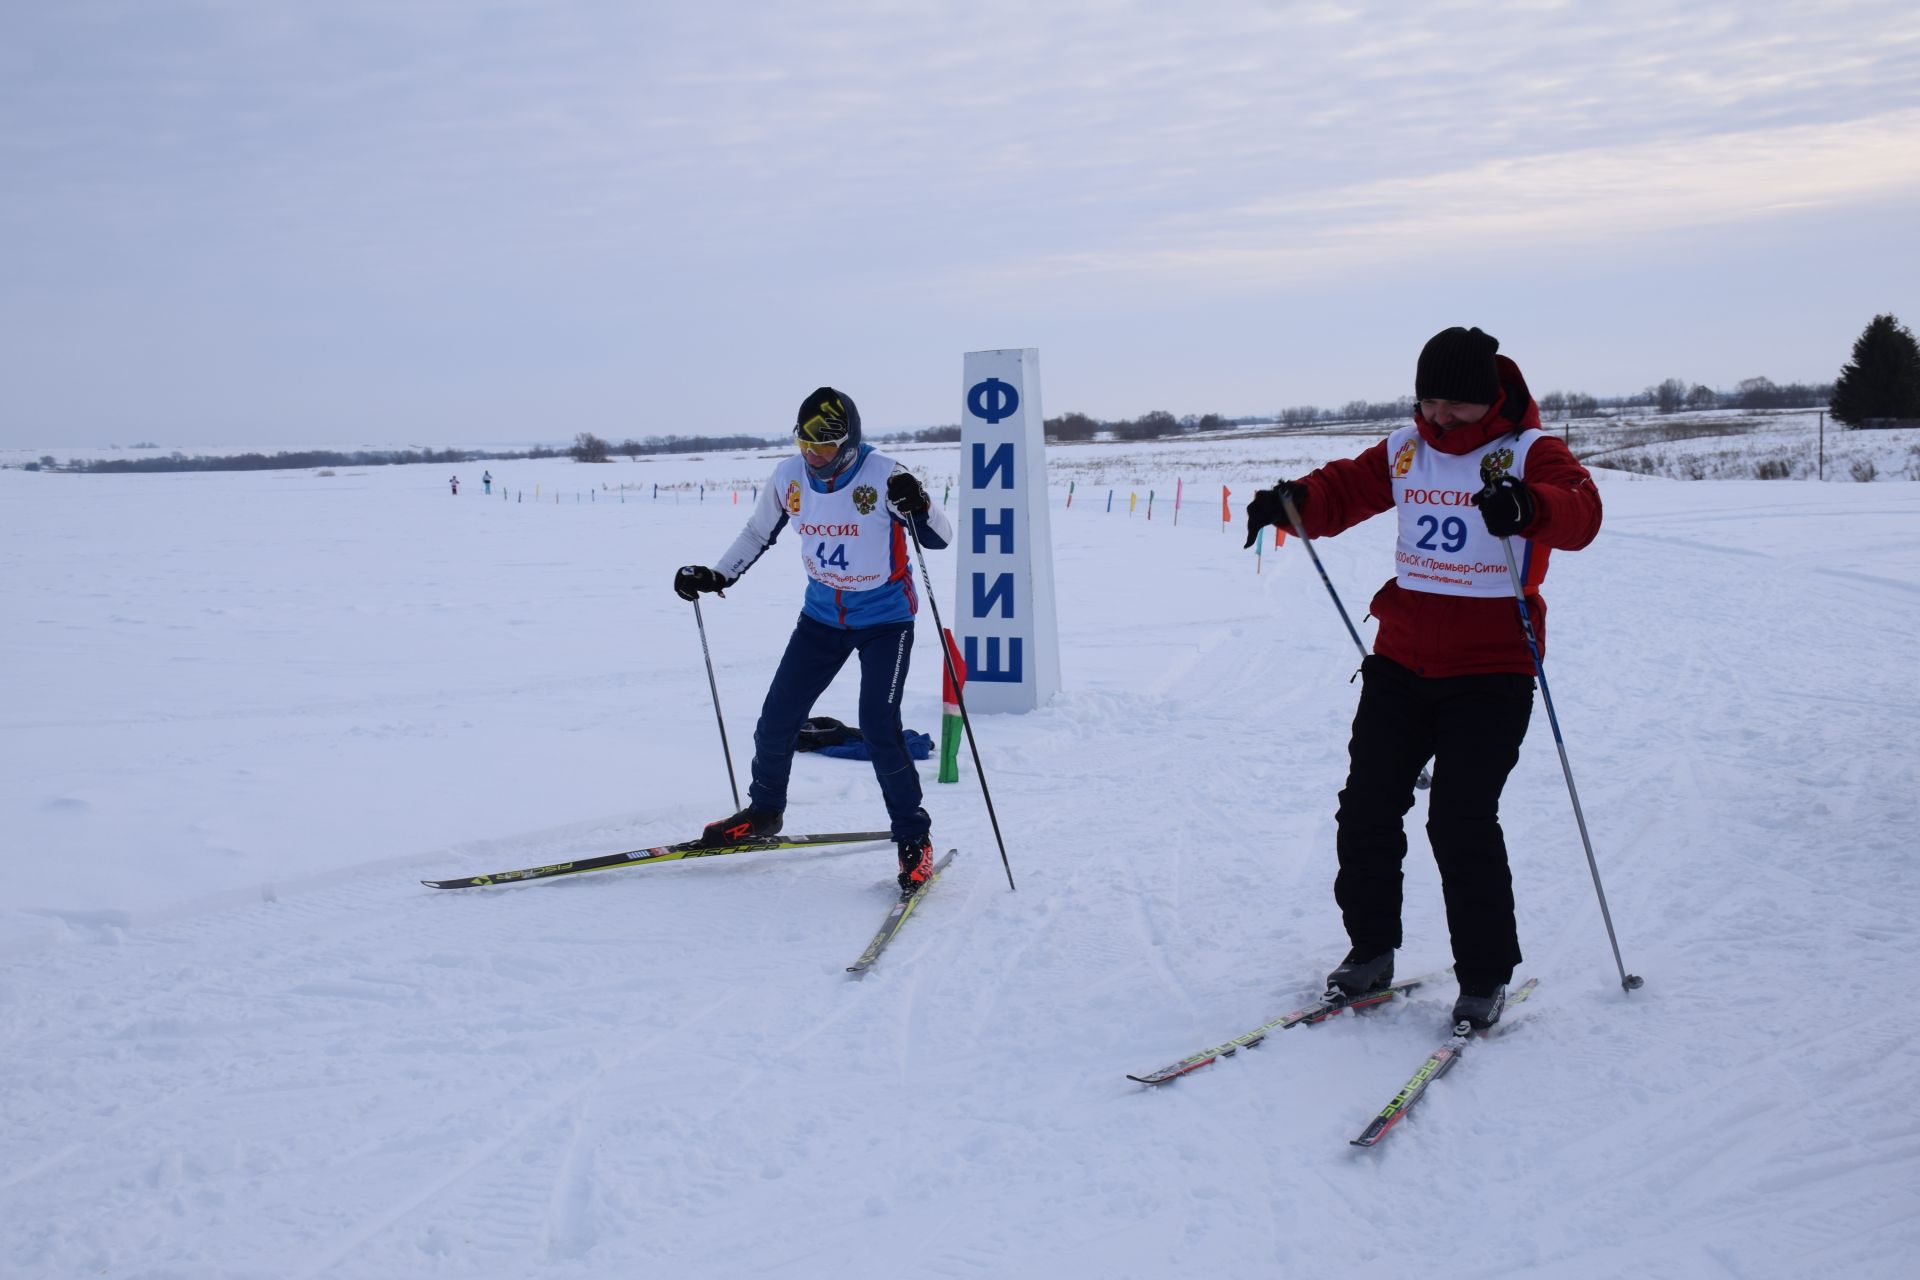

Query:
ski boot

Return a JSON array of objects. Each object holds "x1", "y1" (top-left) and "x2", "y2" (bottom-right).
[
  {"x1": 698, "y1": 806, "x2": 782, "y2": 848},
  {"x1": 896, "y1": 836, "x2": 934, "y2": 895},
  {"x1": 1326, "y1": 947, "x2": 1395, "y2": 1000},
  {"x1": 1452, "y1": 982, "x2": 1507, "y2": 1030}
]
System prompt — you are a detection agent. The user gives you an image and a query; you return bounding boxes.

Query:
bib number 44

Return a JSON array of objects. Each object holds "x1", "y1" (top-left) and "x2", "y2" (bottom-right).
[{"x1": 814, "y1": 541, "x2": 850, "y2": 570}]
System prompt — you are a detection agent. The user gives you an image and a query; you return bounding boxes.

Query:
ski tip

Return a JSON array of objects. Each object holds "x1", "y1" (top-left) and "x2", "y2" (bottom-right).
[
  {"x1": 1350, "y1": 1118, "x2": 1398, "y2": 1148},
  {"x1": 1127, "y1": 1070, "x2": 1181, "y2": 1086},
  {"x1": 1127, "y1": 1055, "x2": 1213, "y2": 1086}
]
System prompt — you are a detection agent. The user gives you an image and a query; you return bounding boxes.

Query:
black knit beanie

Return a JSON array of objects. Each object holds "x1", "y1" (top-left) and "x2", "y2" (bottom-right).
[{"x1": 1415, "y1": 327, "x2": 1501, "y2": 403}]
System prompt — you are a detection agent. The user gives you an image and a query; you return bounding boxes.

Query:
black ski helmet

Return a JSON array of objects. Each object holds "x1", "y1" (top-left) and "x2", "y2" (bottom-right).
[{"x1": 794, "y1": 387, "x2": 862, "y2": 481}]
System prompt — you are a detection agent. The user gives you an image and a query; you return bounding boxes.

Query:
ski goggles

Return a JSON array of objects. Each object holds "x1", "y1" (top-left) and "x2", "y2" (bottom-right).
[{"x1": 795, "y1": 434, "x2": 843, "y2": 466}]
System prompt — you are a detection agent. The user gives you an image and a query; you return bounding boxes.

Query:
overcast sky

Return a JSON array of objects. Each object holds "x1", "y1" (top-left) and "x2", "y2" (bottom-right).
[{"x1": 4, "y1": 0, "x2": 1918, "y2": 450}]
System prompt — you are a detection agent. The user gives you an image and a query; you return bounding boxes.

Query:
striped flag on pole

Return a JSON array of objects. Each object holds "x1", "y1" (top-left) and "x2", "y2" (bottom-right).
[{"x1": 937, "y1": 628, "x2": 967, "y2": 784}]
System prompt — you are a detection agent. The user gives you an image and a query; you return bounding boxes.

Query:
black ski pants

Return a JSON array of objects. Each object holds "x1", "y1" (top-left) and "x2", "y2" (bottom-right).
[{"x1": 1334, "y1": 654, "x2": 1535, "y2": 987}]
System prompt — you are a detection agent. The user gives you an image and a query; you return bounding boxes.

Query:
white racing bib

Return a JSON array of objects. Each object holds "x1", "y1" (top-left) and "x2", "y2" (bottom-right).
[
  {"x1": 781, "y1": 450, "x2": 907, "y2": 593},
  {"x1": 1387, "y1": 425, "x2": 1544, "y2": 597}
]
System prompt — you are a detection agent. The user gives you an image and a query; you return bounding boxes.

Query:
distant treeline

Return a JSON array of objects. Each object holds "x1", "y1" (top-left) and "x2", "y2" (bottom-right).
[
  {"x1": 1271, "y1": 376, "x2": 1832, "y2": 427},
  {"x1": 612, "y1": 434, "x2": 779, "y2": 455},
  {"x1": 57, "y1": 446, "x2": 550, "y2": 474},
  {"x1": 567, "y1": 433, "x2": 780, "y2": 462},
  {"x1": 23, "y1": 375, "x2": 1843, "y2": 473},
  {"x1": 887, "y1": 413, "x2": 1254, "y2": 445},
  {"x1": 41, "y1": 434, "x2": 785, "y2": 474},
  {"x1": 878, "y1": 377, "x2": 1836, "y2": 446}
]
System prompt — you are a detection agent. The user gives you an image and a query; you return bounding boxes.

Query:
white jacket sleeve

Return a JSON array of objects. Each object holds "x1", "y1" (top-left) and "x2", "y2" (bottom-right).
[{"x1": 713, "y1": 478, "x2": 791, "y2": 582}]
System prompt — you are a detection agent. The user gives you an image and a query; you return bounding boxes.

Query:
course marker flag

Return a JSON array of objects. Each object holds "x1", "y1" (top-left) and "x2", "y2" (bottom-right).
[{"x1": 937, "y1": 628, "x2": 967, "y2": 783}]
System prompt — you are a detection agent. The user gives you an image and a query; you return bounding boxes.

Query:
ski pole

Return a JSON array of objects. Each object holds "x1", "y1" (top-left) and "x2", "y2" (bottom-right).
[
  {"x1": 903, "y1": 515, "x2": 1017, "y2": 891},
  {"x1": 1279, "y1": 492, "x2": 1432, "y2": 791},
  {"x1": 1497, "y1": 535, "x2": 1643, "y2": 994},
  {"x1": 690, "y1": 597, "x2": 741, "y2": 810}
]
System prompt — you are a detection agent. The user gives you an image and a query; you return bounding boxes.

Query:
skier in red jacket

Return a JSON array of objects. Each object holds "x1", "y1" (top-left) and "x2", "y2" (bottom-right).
[{"x1": 1244, "y1": 326, "x2": 1602, "y2": 1028}]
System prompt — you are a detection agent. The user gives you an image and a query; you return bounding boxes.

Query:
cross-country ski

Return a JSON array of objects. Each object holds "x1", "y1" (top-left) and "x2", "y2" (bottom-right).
[
  {"x1": 1350, "y1": 978, "x2": 1541, "y2": 1148},
  {"x1": 420, "y1": 830, "x2": 890, "y2": 889},
  {"x1": 846, "y1": 849, "x2": 958, "y2": 976},
  {"x1": 1127, "y1": 970, "x2": 1446, "y2": 1085}
]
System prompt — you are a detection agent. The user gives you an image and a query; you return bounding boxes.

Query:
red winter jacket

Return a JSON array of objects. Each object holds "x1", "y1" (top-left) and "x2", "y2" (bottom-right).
[{"x1": 1294, "y1": 355, "x2": 1602, "y2": 677}]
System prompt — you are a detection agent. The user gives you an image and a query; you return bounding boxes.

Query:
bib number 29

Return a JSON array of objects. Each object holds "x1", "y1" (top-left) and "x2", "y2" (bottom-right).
[
  {"x1": 1415, "y1": 515, "x2": 1468, "y2": 554},
  {"x1": 814, "y1": 541, "x2": 850, "y2": 569}
]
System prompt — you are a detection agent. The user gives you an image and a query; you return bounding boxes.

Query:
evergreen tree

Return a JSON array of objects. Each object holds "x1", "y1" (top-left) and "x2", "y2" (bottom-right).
[{"x1": 1831, "y1": 313, "x2": 1920, "y2": 428}]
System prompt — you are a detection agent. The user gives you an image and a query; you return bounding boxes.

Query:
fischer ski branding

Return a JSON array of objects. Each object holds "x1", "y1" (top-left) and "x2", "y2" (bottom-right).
[
  {"x1": 847, "y1": 850, "x2": 957, "y2": 977},
  {"x1": 421, "y1": 831, "x2": 890, "y2": 890},
  {"x1": 1127, "y1": 971, "x2": 1448, "y2": 1086},
  {"x1": 1349, "y1": 977, "x2": 1540, "y2": 1148}
]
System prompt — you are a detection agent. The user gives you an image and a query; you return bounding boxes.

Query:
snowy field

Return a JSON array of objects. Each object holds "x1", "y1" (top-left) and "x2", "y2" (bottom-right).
[{"x1": 4, "y1": 434, "x2": 1919, "y2": 1279}]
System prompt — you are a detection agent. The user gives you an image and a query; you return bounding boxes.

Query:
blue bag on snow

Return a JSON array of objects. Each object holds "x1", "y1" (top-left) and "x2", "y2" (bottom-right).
[{"x1": 795, "y1": 716, "x2": 934, "y2": 761}]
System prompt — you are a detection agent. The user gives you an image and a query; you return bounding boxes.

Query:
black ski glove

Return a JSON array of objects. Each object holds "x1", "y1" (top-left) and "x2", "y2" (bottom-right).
[
  {"x1": 673, "y1": 565, "x2": 731, "y2": 601},
  {"x1": 1243, "y1": 480, "x2": 1309, "y2": 548},
  {"x1": 886, "y1": 471, "x2": 930, "y2": 517},
  {"x1": 1472, "y1": 476, "x2": 1535, "y2": 537}
]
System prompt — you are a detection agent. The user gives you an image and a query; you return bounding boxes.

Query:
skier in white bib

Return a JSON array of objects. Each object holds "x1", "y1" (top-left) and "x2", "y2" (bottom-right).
[
  {"x1": 673, "y1": 387, "x2": 954, "y2": 894},
  {"x1": 1243, "y1": 327, "x2": 1603, "y2": 1028}
]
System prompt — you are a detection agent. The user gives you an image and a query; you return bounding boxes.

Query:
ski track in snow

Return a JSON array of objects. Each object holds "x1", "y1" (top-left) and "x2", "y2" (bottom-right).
[{"x1": 3, "y1": 460, "x2": 1919, "y2": 1278}]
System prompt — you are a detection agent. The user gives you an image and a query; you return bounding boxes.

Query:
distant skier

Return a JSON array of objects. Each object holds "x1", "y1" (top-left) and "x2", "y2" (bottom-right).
[
  {"x1": 1243, "y1": 326, "x2": 1603, "y2": 1029},
  {"x1": 672, "y1": 387, "x2": 954, "y2": 894},
  {"x1": 482, "y1": 470, "x2": 493, "y2": 495},
  {"x1": 449, "y1": 475, "x2": 459, "y2": 496}
]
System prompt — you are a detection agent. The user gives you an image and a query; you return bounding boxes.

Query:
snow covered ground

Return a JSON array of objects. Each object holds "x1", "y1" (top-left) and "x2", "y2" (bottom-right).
[{"x1": 4, "y1": 436, "x2": 1918, "y2": 1279}]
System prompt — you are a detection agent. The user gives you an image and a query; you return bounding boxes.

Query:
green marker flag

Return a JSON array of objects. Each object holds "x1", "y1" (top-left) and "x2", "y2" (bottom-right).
[{"x1": 937, "y1": 627, "x2": 966, "y2": 784}]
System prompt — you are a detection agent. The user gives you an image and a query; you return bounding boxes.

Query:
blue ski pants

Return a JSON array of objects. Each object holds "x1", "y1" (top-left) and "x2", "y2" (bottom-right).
[{"x1": 747, "y1": 613, "x2": 929, "y2": 842}]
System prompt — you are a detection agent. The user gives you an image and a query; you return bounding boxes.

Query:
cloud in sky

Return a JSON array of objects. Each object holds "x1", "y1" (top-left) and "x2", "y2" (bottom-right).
[
  {"x1": 2, "y1": 0, "x2": 1917, "y2": 446},
  {"x1": 1005, "y1": 108, "x2": 1920, "y2": 291}
]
